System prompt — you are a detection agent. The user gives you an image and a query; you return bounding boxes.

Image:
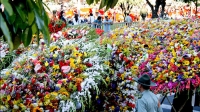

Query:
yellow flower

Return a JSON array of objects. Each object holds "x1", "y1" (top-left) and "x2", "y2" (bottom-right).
[
  {"x1": 45, "y1": 61, "x2": 49, "y2": 67},
  {"x1": 170, "y1": 58, "x2": 176, "y2": 63},
  {"x1": 77, "y1": 57, "x2": 81, "y2": 64},
  {"x1": 83, "y1": 52, "x2": 87, "y2": 57},
  {"x1": 53, "y1": 54, "x2": 57, "y2": 58},
  {"x1": 53, "y1": 65, "x2": 59, "y2": 70},
  {"x1": 5, "y1": 71, "x2": 10, "y2": 76},
  {"x1": 62, "y1": 92, "x2": 69, "y2": 97},
  {"x1": 172, "y1": 50, "x2": 176, "y2": 57},
  {"x1": 50, "y1": 46, "x2": 58, "y2": 52},
  {"x1": 194, "y1": 57, "x2": 199, "y2": 62},
  {"x1": 123, "y1": 106, "x2": 128, "y2": 111},
  {"x1": 104, "y1": 61, "x2": 110, "y2": 65},
  {"x1": 19, "y1": 103, "x2": 26, "y2": 110},
  {"x1": 44, "y1": 94, "x2": 50, "y2": 100},
  {"x1": 155, "y1": 55, "x2": 160, "y2": 62},
  {"x1": 70, "y1": 58, "x2": 75, "y2": 69},
  {"x1": 50, "y1": 92, "x2": 58, "y2": 100},
  {"x1": 172, "y1": 79, "x2": 177, "y2": 82},
  {"x1": 44, "y1": 100, "x2": 50, "y2": 106},
  {"x1": 121, "y1": 73, "x2": 125, "y2": 80},
  {"x1": 183, "y1": 60, "x2": 190, "y2": 66},
  {"x1": 52, "y1": 71, "x2": 57, "y2": 76},
  {"x1": 106, "y1": 77, "x2": 110, "y2": 82},
  {"x1": 169, "y1": 42, "x2": 174, "y2": 46},
  {"x1": 7, "y1": 95, "x2": 11, "y2": 101},
  {"x1": 111, "y1": 106, "x2": 115, "y2": 110}
]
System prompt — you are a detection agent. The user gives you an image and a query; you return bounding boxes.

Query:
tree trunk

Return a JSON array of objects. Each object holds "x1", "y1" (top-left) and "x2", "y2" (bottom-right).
[
  {"x1": 195, "y1": 0, "x2": 198, "y2": 17},
  {"x1": 146, "y1": 0, "x2": 166, "y2": 18}
]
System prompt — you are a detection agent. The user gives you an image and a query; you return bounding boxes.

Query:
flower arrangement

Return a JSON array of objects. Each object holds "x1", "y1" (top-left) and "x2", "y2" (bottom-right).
[
  {"x1": 0, "y1": 31, "x2": 110, "y2": 111},
  {"x1": 100, "y1": 18, "x2": 200, "y2": 95},
  {"x1": 48, "y1": 19, "x2": 66, "y2": 33}
]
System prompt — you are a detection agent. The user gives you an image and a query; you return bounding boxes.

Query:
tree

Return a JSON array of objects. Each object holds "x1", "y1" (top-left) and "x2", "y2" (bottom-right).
[
  {"x1": 118, "y1": 0, "x2": 133, "y2": 20},
  {"x1": 0, "y1": 0, "x2": 50, "y2": 51},
  {"x1": 145, "y1": 0, "x2": 166, "y2": 18},
  {"x1": 117, "y1": 0, "x2": 143, "y2": 21},
  {"x1": 86, "y1": 0, "x2": 166, "y2": 18}
]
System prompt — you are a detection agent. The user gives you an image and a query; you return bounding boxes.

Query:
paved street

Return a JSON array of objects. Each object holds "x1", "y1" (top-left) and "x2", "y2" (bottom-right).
[{"x1": 161, "y1": 95, "x2": 200, "y2": 112}]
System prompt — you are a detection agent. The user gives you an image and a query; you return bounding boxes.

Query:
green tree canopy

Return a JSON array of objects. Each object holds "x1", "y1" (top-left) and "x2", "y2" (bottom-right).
[{"x1": 0, "y1": 0, "x2": 50, "y2": 51}]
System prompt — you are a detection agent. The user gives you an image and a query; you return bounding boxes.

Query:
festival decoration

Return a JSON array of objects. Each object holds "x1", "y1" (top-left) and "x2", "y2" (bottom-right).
[{"x1": 1, "y1": 18, "x2": 200, "y2": 112}]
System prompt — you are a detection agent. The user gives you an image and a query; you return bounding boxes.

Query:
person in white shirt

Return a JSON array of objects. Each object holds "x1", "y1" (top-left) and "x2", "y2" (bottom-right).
[
  {"x1": 125, "y1": 13, "x2": 133, "y2": 27},
  {"x1": 88, "y1": 13, "x2": 95, "y2": 27},
  {"x1": 73, "y1": 14, "x2": 81, "y2": 25}
]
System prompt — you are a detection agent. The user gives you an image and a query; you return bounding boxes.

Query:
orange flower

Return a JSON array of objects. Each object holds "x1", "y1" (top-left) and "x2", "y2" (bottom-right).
[
  {"x1": 75, "y1": 78, "x2": 83, "y2": 84},
  {"x1": 32, "y1": 107, "x2": 42, "y2": 112}
]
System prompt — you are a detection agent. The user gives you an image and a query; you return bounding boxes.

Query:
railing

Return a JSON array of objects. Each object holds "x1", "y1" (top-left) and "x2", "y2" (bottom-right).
[{"x1": 67, "y1": 22, "x2": 139, "y2": 30}]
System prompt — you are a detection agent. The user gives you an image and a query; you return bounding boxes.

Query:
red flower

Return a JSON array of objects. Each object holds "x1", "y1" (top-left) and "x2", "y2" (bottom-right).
[
  {"x1": 85, "y1": 62, "x2": 93, "y2": 67},
  {"x1": 127, "y1": 102, "x2": 135, "y2": 108},
  {"x1": 49, "y1": 60, "x2": 54, "y2": 67},
  {"x1": 96, "y1": 28, "x2": 104, "y2": 36},
  {"x1": 77, "y1": 84, "x2": 82, "y2": 92}
]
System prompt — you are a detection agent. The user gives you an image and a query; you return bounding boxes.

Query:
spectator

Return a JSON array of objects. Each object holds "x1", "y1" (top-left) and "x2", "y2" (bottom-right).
[
  {"x1": 103, "y1": 16, "x2": 113, "y2": 33},
  {"x1": 84, "y1": 16, "x2": 88, "y2": 23},
  {"x1": 134, "y1": 74, "x2": 163, "y2": 112},
  {"x1": 125, "y1": 13, "x2": 132, "y2": 27},
  {"x1": 79, "y1": 15, "x2": 84, "y2": 23},
  {"x1": 93, "y1": 16, "x2": 102, "y2": 28},
  {"x1": 88, "y1": 13, "x2": 95, "y2": 26},
  {"x1": 59, "y1": 10, "x2": 67, "y2": 24},
  {"x1": 73, "y1": 14, "x2": 81, "y2": 25}
]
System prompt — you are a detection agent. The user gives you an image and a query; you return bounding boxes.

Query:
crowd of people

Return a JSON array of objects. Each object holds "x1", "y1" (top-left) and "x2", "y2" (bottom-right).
[{"x1": 47, "y1": 0, "x2": 200, "y2": 33}]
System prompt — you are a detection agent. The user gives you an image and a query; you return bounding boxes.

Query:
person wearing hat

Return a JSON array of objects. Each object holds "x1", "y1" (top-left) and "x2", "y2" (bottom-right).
[{"x1": 134, "y1": 74, "x2": 163, "y2": 112}]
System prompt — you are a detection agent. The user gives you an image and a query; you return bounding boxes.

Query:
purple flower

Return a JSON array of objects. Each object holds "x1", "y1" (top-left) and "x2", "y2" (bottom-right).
[{"x1": 168, "y1": 82, "x2": 173, "y2": 89}]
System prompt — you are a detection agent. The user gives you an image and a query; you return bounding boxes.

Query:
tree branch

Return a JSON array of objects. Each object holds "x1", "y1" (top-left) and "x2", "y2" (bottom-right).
[{"x1": 146, "y1": 0, "x2": 154, "y2": 10}]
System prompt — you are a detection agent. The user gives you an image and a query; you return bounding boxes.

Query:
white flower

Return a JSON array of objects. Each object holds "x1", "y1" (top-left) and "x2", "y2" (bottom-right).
[
  {"x1": 0, "y1": 51, "x2": 7, "y2": 58},
  {"x1": 34, "y1": 64, "x2": 42, "y2": 73}
]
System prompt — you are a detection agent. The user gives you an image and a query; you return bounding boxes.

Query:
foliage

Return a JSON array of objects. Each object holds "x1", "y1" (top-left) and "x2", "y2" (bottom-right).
[
  {"x1": 86, "y1": 0, "x2": 118, "y2": 11},
  {"x1": 0, "y1": 0, "x2": 50, "y2": 51}
]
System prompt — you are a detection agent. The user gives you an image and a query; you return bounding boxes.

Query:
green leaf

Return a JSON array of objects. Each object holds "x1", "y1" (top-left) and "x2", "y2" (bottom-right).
[
  {"x1": 31, "y1": 23, "x2": 37, "y2": 34},
  {"x1": 0, "y1": 13, "x2": 13, "y2": 51},
  {"x1": 13, "y1": 22, "x2": 18, "y2": 33},
  {"x1": 1, "y1": 0, "x2": 13, "y2": 16},
  {"x1": 72, "y1": 85, "x2": 77, "y2": 91},
  {"x1": 28, "y1": 11, "x2": 35, "y2": 26},
  {"x1": 27, "y1": 0, "x2": 50, "y2": 45},
  {"x1": 13, "y1": 34, "x2": 21, "y2": 50},
  {"x1": 99, "y1": 0, "x2": 106, "y2": 9},
  {"x1": 15, "y1": 16, "x2": 27, "y2": 30},
  {"x1": 14, "y1": 4, "x2": 26, "y2": 22},
  {"x1": 22, "y1": 28, "x2": 32, "y2": 47},
  {"x1": 4, "y1": 10, "x2": 16, "y2": 24},
  {"x1": 105, "y1": 2, "x2": 112, "y2": 11},
  {"x1": 42, "y1": 11, "x2": 50, "y2": 26},
  {"x1": 95, "y1": 0, "x2": 100, "y2": 3},
  {"x1": 110, "y1": 0, "x2": 118, "y2": 8},
  {"x1": 42, "y1": 2, "x2": 50, "y2": 11},
  {"x1": 86, "y1": 0, "x2": 94, "y2": 5}
]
